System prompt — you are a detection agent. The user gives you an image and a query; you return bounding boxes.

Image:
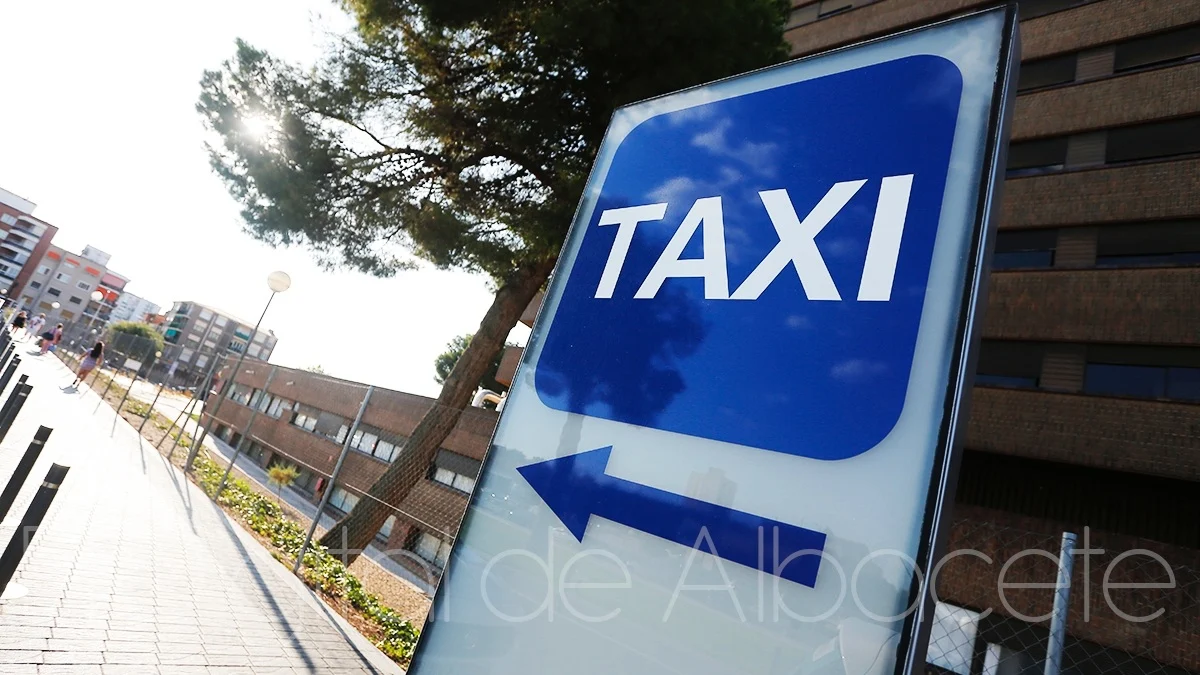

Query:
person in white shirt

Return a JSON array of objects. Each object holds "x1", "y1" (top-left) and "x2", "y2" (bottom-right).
[{"x1": 27, "y1": 313, "x2": 46, "y2": 341}]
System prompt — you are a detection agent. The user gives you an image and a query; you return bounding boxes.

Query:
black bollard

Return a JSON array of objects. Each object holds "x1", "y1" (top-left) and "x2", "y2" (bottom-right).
[
  {"x1": 0, "y1": 358, "x2": 18, "y2": 397},
  {"x1": 0, "y1": 463, "x2": 70, "y2": 597},
  {"x1": 0, "y1": 383, "x2": 32, "y2": 444},
  {"x1": 0, "y1": 343, "x2": 13, "y2": 373},
  {"x1": 0, "y1": 427, "x2": 53, "y2": 522},
  {"x1": 0, "y1": 375, "x2": 26, "y2": 426}
]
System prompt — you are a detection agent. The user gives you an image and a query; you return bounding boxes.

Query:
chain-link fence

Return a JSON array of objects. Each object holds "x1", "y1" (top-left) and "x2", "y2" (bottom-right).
[{"x1": 927, "y1": 514, "x2": 1198, "y2": 675}]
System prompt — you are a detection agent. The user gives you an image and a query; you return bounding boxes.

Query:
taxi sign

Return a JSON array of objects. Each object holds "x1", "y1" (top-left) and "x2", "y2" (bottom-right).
[{"x1": 411, "y1": 7, "x2": 1018, "y2": 675}]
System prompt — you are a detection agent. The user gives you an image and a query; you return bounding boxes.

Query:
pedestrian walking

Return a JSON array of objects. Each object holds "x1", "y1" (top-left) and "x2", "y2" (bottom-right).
[
  {"x1": 73, "y1": 341, "x2": 103, "y2": 387},
  {"x1": 27, "y1": 313, "x2": 46, "y2": 341},
  {"x1": 39, "y1": 323, "x2": 63, "y2": 355},
  {"x1": 10, "y1": 310, "x2": 27, "y2": 337}
]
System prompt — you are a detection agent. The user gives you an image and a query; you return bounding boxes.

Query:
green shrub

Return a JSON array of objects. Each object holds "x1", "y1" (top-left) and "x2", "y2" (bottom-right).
[
  {"x1": 126, "y1": 401, "x2": 152, "y2": 418},
  {"x1": 188, "y1": 453, "x2": 420, "y2": 660}
]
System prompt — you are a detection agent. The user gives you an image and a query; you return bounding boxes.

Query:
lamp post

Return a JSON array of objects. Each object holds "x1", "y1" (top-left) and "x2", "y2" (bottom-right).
[
  {"x1": 87, "y1": 290, "x2": 104, "y2": 330},
  {"x1": 184, "y1": 271, "x2": 290, "y2": 471}
]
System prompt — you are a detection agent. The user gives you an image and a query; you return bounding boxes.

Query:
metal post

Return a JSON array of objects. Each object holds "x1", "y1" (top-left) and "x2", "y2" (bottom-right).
[
  {"x1": 162, "y1": 397, "x2": 198, "y2": 459},
  {"x1": 0, "y1": 463, "x2": 70, "y2": 598},
  {"x1": 294, "y1": 385, "x2": 373, "y2": 573},
  {"x1": 112, "y1": 342, "x2": 156, "y2": 416},
  {"x1": 0, "y1": 384, "x2": 31, "y2": 443},
  {"x1": 138, "y1": 379, "x2": 169, "y2": 434},
  {"x1": 165, "y1": 355, "x2": 224, "y2": 459},
  {"x1": 213, "y1": 366, "x2": 278, "y2": 500},
  {"x1": 0, "y1": 427, "x2": 53, "y2": 521},
  {"x1": 185, "y1": 291, "x2": 277, "y2": 472},
  {"x1": 93, "y1": 360, "x2": 120, "y2": 411},
  {"x1": 1044, "y1": 531, "x2": 1077, "y2": 675}
]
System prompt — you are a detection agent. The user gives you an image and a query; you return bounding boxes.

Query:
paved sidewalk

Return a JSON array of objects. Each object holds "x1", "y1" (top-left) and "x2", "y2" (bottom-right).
[{"x1": 0, "y1": 351, "x2": 404, "y2": 674}]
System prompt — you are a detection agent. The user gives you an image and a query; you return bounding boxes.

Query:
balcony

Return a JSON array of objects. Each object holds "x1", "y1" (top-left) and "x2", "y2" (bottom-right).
[
  {"x1": 0, "y1": 246, "x2": 28, "y2": 267},
  {"x1": 966, "y1": 385, "x2": 1200, "y2": 482},
  {"x1": 9, "y1": 219, "x2": 46, "y2": 239},
  {"x1": 0, "y1": 232, "x2": 35, "y2": 254},
  {"x1": 983, "y1": 267, "x2": 1200, "y2": 346}
]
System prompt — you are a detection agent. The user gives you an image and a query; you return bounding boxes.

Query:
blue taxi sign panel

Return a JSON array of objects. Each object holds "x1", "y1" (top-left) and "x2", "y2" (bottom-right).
[
  {"x1": 410, "y1": 8, "x2": 1018, "y2": 675},
  {"x1": 535, "y1": 54, "x2": 962, "y2": 460}
]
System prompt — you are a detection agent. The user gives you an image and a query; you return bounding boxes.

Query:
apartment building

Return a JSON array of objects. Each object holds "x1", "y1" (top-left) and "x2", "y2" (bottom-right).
[
  {"x1": 17, "y1": 244, "x2": 128, "y2": 328},
  {"x1": 205, "y1": 362, "x2": 494, "y2": 583},
  {"x1": 161, "y1": 301, "x2": 278, "y2": 379},
  {"x1": 775, "y1": 0, "x2": 1200, "y2": 672},
  {"x1": 0, "y1": 187, "x2": 58, "y2": 302},
  {"x1": 108, "y1": 291, "x2": 161, "y2": 325}
]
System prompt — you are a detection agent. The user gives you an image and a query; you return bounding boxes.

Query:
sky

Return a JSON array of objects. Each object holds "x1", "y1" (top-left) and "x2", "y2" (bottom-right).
[{"x1": 0, "y1": 0, "x2": 529, "y2": 396}]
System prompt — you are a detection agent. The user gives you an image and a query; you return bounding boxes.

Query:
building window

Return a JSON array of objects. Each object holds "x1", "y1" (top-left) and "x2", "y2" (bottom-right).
[
  {"x1": 1084, "y1": 364, "x2": 1200, "y2": 402},
  {"x1": 179, "y1": 348, "x2": 194, "y2": 363},
  {"x1": 1016, "y1": 54, "x2": 1075, "y2": 92},
  {"x1": 1114, "y1": 24, "x2": 1200, "y2": 74},
  {"x1": 0, "y1": 214, "x2": 15, "y2": 225},
  {"x1": 55, "y1": 272, "x2": 71, "y2": 282},
  {"x1": 291, "y1": 404, "x2": 320, "y2": 432},
  {"x1": 68, "y1": 296, "x2": 82, "y2": 305},
  {"x1": 413, "y1": 531, "x2": 451, "y2": 568},
  {"x1": 975, "y1": 341, "x2": 1043, "y2": 389},
  {"x1": 1006, "y1": 137, "x2": 1067, "y2": 177},
  {"x1": 267, "y1": 396, "x2": 294, "y2": 419},
  {"x1": 431, "y1": 450, "x2": 481, "y2": 492},
  {"x1": 37, "y1": 265, "x2": 50, "y2": 275},
  {"x1": 228, "y1": 340, "x2": 247, "y2": 354},
  {"x1": 215, "y1": 316, "x2": 228, "y2": 327},
  {"x1": 376, "y1": 515, "x2": 397, "y2": 545},
  {"x1": 248, "y1": 345, "x2": 261, "y2": 358},
  {"x1": 1095, "y1": 220, "x2": 1200, "y2": 268},
  {"x1": 1106, "y1": 115, "x2": 1200, "y2": 165},
  {"x1": 76, "y1": 281, "x2": 91, "y2": 291},
  {"x1": 29, "y1": 281, "x2": 41, "y2": 290},
  {"x1": 226, "y1": 382, "x2": 253, "y2": 406},
  {"x1": 312, "y1": 411, "x2": 348, "y2": 441},
  {"x1": 1083, "y1": 345, "x2": 1200, "y2": 402},
  {"x1": 327, "y1": 486, "x2": 359, "y2": 515},
  {"x1": 196, "y1": 355, "x2": 209, "y2": 368},
  {"x1": 373, "y1": 439, "x2": 399, "y2": 463},
  {"x1": 433, "y1": 467, "x2": 477, "y2": 494},
  {"x1": 46, "y1": 287, "x2": 61, "y2": 297},
  {"x1": 199, "y1": 309, "x2": 212, "y2": 320},
  {"x1": 992, "y1": 230, "x2": 1056, "y2": 269}
]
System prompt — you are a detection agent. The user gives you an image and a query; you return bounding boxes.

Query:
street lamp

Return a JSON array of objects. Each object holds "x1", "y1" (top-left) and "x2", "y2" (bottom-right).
[
  {"x1": 185, "y1": 270, "x2": 290, "y2": 471},
  {"x1": 87, "y1": 290, "x2": 105, "y2": 331}
]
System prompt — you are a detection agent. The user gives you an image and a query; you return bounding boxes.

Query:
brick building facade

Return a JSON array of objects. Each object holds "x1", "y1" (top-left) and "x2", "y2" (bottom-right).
[
  {"x1": 778, "y1": 0, "x2": 1200, "y2": 672},
  {"x1": 204, "y1": 362, "x2": 497, "y2": 584}
]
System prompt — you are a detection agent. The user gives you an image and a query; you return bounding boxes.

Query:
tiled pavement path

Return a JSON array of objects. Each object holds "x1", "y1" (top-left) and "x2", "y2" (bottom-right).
[{"x1": 0, "y1": 349, "x2": 404, "y2": 674}]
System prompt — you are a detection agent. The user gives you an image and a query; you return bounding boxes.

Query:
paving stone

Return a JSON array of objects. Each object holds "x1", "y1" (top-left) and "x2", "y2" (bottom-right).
[
  {"x1": 39, "y1": 653, "x2": 103, "y2": 666},
  {"x1": 36, "y1": 666, "x2": 103, "y2": 675},
  {"x1": 0, "y1": 357, "x2": 395, "y2": 675}
]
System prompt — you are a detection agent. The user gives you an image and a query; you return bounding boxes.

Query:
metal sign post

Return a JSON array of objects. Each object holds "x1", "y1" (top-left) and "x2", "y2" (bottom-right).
[{"x1": 408, "y1": 7, "x2": 1017, "y2": 675}]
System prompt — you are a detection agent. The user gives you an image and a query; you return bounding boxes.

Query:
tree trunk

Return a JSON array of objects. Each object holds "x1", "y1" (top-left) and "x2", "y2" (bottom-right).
[{"x1": 317, "y1": 258, "x2": 554, "y2": 563}]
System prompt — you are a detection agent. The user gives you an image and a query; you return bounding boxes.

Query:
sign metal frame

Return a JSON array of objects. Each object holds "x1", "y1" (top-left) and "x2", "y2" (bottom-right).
[{"x1": 409, "y1": 5, "x2": 1021, "y2": 674}]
